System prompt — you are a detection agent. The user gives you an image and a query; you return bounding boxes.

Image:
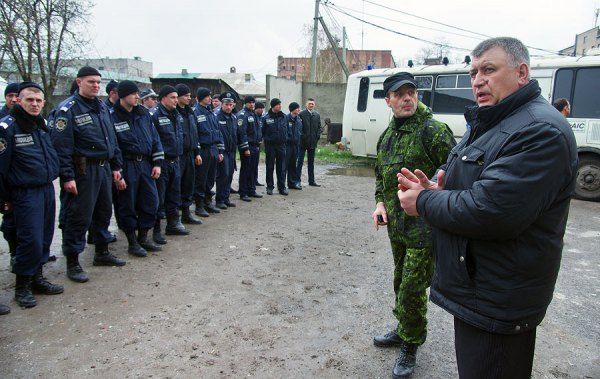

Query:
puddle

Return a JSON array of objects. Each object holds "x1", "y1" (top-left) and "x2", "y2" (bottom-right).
[{"x1": 327, "y1": 166, "x2": 375, "y2": 177}]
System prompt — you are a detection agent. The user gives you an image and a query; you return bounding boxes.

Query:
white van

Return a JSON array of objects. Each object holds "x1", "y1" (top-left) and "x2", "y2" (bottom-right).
[{"x1": 342, "y1": 55, "x2": 600, "y2": 201}]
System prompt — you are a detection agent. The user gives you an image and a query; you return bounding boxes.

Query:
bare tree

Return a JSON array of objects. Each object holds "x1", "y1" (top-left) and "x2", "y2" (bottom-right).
[
  {"x1": 0, "y1": 0, "x2": 92, "y2": 110},
  {"x1": 301, "y1": 23, "x2": 345, "y2": 83}
]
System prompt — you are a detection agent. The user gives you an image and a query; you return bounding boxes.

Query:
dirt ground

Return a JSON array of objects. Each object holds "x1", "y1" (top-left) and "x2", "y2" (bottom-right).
[{"x1": 0, "y1": 162, "x2": 598, "y2": 378}]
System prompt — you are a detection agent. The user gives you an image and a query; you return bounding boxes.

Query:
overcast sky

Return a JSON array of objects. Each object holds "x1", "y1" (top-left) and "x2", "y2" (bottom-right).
[{"x1": 89, "y1": 0, "x2": 600, "y2": 82}]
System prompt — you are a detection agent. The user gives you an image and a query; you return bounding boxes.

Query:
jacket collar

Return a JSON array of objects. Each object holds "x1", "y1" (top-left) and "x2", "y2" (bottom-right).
[
  {"x1": 11, "y1": 104, "x2": 46, "y2": 133},
  {"x1": 268, "y1": 109, "x2": 285, "y2": 118},
  {"x1": 74, "y1": 92, "x2": 103, "y2": 113},
  {"x1": 464, "y1": 80, "x2": 541, "y2": 131}
]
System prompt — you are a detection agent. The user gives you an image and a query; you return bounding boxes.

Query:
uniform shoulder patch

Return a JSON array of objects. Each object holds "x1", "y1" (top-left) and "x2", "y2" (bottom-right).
[
  {"x1": 59, "y1": 99, "x2": 76, "y2": 113},
  {"x1": 0, "y1": 116, "x2": 15, "y2": 130},
  {"x1": 55, "y1": 117, "x2": 68, "y2": 132},
  {"x1": 237, "y1": 118, "x2": 243, "y2": 126},
  {"x1": 0, "y1": 138, "x2": 7, "y2": 154}
]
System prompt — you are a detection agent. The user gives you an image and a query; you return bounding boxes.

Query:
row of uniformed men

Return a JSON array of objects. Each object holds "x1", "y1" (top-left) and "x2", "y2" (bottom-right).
[{"x1": 0, "y1": 66, "x2": 313, "y2": 312}]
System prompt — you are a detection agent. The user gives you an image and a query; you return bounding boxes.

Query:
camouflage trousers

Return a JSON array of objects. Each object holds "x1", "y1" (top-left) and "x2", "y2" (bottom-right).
[{"x1": 390, "y1": 238, "x2": 434, "y2": 345}]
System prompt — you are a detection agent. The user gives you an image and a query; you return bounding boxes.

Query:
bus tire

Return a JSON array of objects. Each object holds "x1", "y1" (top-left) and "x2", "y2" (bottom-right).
[{"x1": 574, "y1": 155, "x2": 600, "y2": 202}]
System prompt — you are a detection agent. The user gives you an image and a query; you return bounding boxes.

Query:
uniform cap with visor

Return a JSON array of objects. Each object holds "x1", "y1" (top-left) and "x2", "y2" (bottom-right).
[{"x1": 383, "y1": 72, "x2": 417, "y2": 95}]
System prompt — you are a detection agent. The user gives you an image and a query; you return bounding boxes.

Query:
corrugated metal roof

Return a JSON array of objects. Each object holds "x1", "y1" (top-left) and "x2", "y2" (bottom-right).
[{"x1": 153, "y1": 72, "x2": 265, "y2": 96}]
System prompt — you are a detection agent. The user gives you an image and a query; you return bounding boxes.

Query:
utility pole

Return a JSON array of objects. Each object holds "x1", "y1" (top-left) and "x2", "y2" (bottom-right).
[
  {"x1": 310, "y1": 0, "x2": 320, "y2": 82},
  {"x1": 318, "y1": 17, "x2": 350, "y2": 78},
  {"x1": 342, "y1": 26, "x2": 348, "y2": 83}
]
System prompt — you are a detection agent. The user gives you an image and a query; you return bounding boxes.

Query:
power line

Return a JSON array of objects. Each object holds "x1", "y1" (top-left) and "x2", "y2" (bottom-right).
[
  {"x1": 329, "y1": 3, "x2": 485, "y2": 41},
  {"x1": 349, "y1": 0, "x2": 559, "y2": 55},
  {"x1": 323, "y1": 3, "x2": 472, "y2": 52}
]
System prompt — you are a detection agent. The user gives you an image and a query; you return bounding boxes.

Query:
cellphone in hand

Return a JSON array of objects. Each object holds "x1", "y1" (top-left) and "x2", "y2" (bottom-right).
[{"x1": 377, "y1": 215, "x2": 387, "y2": 226}]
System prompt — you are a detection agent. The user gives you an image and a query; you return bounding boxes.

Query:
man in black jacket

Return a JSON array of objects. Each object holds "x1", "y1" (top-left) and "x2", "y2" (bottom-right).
[
  {"x1": 398, "y1": 37, "x2": 578, "y2": 378},
  {"x1": 297, "y1": 98, "x2": 322, "y2": 187}
]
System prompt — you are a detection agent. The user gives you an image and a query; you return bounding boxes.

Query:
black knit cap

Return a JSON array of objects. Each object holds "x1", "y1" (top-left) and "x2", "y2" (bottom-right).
[
  {"x1": 18, "y1": 81, "x2": 44, "y2": 94},
  {"x1": 117, "y1": 80, "x2": 139, "y2": 99},
  {"x1": 175, "y1": 83, "x2": 191, "y2": 97},
  {"x1": 158, "y1": 85, "x2": 177, "y2": 100},
  {"x1": 4, "y1": 82, "x2": 19, "y2": 96},
  {"x1": 270, "y1": 98, "x2": 281, "y2": 108},
  {"x1": 288, "y1": 102, "x2": 300, "y2": 112},
  {"x1": 196, "y1": 87, "x2": 211, "y2": 100},
  {"x1": 243, "y1": 95, "x2": 255, "y2": 104},
  {"x1": 77, "y1": 66, "x2": 101, "y2": 78},
  {"x1": 255, "y1": 101, "x2": 265, "y2": 109},
  {"x1": 106, "y1": 80, "x2": 119, "y2": 94}
]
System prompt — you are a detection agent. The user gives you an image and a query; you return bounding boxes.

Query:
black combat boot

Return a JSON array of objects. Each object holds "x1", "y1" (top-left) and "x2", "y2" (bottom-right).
[
  {"x1": 66, "y1": 254, "x2": 89, "y2": 283},
  {"x1": 392, "y1": 342, "x2": 418, "y2": 378},
  {"x1": 240, "y1": 195, "x2": 251, "y2": 202},
  {"x1": 14, "y1": 275, "x2": 36, "y2": 308},
  {"x1": 153, "y1": 219, "x2": 167, "y2": 245},
  {"x1": 249, "y1": 192, "x2": 263, "y2": 198},
  {"x1": 181, "y1": 207, "x2": 203, "y2": 225},
  {"x1": 204, "y1": 197, "x2": 220, "y2": 214},
  {"x1": 138, "y1": 229, "x2": 162, "y2": 252},
  {"x1": 216, "y1": 202, "x2": 227, "y2": 210},
  {"x1": 373, "y1": 329, "x2": 404, "y2": 347},
  {"x1": 0, "y1": 303, "x2": 10, "y2": 315},
  {"x1": 194, "y1": 200, "x2": 209, "y2": 217},
  {"x1": 224, "y1": 199, "x2": 236, "y2": 207},
  {"x1": 266, "y1": 188, "x2": 273, "y2": 195},
  {"x1": 93, "y1": 243, "x2": 126, "y2": 267},
  {"x1": 125, "y1": 229, "x2": 147, "y2": 257},
  {"x1": 165, "y1": 214, "x2": 189, "y2": 235},
  {"x1": 279, "y1": 188, "x2": 289, "y2": 196},
  {"x1": 32, "y1": 266, "x2": 64, "y2": 295}
]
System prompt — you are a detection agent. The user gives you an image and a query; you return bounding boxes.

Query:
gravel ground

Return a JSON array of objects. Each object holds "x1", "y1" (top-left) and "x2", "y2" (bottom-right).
[{"x1": 0, "y1": 163, "x2": 598, "y2": 378}]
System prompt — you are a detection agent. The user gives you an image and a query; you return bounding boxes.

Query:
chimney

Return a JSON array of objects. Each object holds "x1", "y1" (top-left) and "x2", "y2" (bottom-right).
[
  {"x1": 182, "y1": 68, "x2": 188, "y2": 76},
  {"x1": 245, "y1": 73, "x2": 252, "y2": 82}
]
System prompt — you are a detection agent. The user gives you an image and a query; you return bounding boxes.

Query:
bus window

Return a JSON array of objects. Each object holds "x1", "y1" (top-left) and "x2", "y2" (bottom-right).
[
  {"x1": 457, "y1": 74, "x2": 471, "y2": 88},
  {"x1": 572, "y1": 67, "x2": 600, "y2": 118},
  {"x1": 373, "y1": 89, "x2": 386, "y2": 99},
  {"x1": 357, "y1": 77, "x2": 370, "y2": 112},
  {"x1": 415, "y1": 76, "x2": 433, "y2": 107},
  {"x1": 433, "y1": 75, "x2": 475, "y2": 114},
  {"x1": 437, "y1": 75, "x2": 456, "y2": 88},
  {"x1": 552, "y1": 69, "x2": 573, "y2": 102}
]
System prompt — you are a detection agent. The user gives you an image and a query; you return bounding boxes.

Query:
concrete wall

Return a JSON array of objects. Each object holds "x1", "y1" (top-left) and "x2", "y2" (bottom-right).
[
  {"x1": 266, "y1": 75, "x2": 302, "y2": 110},
  {"x1": 266, "y1": 75, "x2": 346, "y2": 124}
]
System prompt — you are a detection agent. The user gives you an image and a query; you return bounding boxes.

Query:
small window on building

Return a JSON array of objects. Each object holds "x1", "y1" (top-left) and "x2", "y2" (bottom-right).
[
  {"x1": 291, "y1": 66, "x2": 295, "y2": 70},
  {"x1": 282, "y1": 65, "x2": 286, "y2": 70},
  {"x1": 357, "y1": 77, "x2": 370, "y2": 112}
]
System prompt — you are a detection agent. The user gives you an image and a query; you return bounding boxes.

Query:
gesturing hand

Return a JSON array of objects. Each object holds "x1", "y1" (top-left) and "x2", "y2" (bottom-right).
[
  {"x1": 397, "y1": 168, "x2": 445, "y2": 191},
  {"x1": 396, "y1": 167, "x2": 445, "y2": 216}
]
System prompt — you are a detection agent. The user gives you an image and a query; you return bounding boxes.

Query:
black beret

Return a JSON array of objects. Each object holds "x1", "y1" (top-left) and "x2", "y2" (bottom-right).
[
  {"x1": 117, "y1": 80, "x2": 139, "y2": 99},
  {"x1": 175, "y1": 83, "x2": 191, "y2": 97},
  {"x1": 106, "y1": 80, "x2": 119, "y2": 94},
  {"x1": 270, "y1": 98, "x2": 281, "y2": 108},
  {"x1": 255, "y1": 101, "x2": 265, "y2": 109},
  {"x1": 18, "y1": 81, "x2": 44, "y2": 94},
  {"x1": 243, "y1": 95, "x2": 255, "y2": 104},
  {"x1": 158, "y1": 85, "x2": 177, "y2": 100},
  {"x1": 4, "y1": 82, "x2": 19, "y2": 96},
  {"x1": 77, "y1": 66, "x2": 101, "y2": 78},
  {"x1": 383, "y1": 72, "x2": 416, "y2": 94},
  {"x1": 196, "y1": 87, "x2": 211, "y2": 100},
  {"x1": 288, "y1": 102, "x2": 300, "y2": 112}
]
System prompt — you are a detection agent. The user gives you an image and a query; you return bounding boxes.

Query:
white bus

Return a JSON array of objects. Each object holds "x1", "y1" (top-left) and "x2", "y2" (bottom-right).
[{"x1": 342, "y1": 55, "x2": 600, "y2": 201}]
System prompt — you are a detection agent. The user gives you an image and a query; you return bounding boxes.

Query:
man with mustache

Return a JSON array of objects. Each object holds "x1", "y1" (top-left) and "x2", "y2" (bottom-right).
[{"x1": 398, "y1": 37, "x2": 578, "y2": 378}]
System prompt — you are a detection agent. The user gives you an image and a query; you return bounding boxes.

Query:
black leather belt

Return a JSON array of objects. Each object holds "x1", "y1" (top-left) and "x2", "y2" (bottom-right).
[
  {"x1": 87, "y1": 158, "x2": 107, "y2": 166},
  {"x1": 124, "y1": 154, "x2": 149, "y2": 162}
]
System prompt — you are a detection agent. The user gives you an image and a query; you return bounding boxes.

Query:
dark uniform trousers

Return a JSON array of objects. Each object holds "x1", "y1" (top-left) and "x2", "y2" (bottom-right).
[
  {"x1": 12, "y1": 184, "x2": 55, "y2": 276},
  {"x1": 115, "y1": 159, "x2": 158, "y2": 232},
  {"x1": 285, "y1": 142, "x2": 299, "y2": 187},
  {"x1": 265, "y1": 143, "x2": 286, "y2": 191},
  {"x1": 194, "y1": 146, "x2": 216, "y2": 203},
  {"x1": 216, "y1": 151, "x2": 235, "y2": 203},
  {"x1": 239, "y1": 145, "x2": 258, "y2": 196},
  {"x1": 179, "y1": 150, "x2": 195, "y2": 208},
  {"x1": 253, "y1": 145, "x2": 260, "y2": 185},
  {"x1": 156, "y1": 158, "x2": 181, "y2": 218},
  {"x1": 1, "y1": 212, "x2": 16, "y2": 249},
  {"x1": 62, "y1": 162, "x2": 113, "y2": 256},
  {"x1": 297, "y1": 147, "x2": 316, "y2": 184}
]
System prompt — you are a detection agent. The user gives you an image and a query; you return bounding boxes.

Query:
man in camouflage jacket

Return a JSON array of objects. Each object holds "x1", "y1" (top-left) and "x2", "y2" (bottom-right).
[{"x1": 372, "y1": 72, "x2": 455, "y2": 379}]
